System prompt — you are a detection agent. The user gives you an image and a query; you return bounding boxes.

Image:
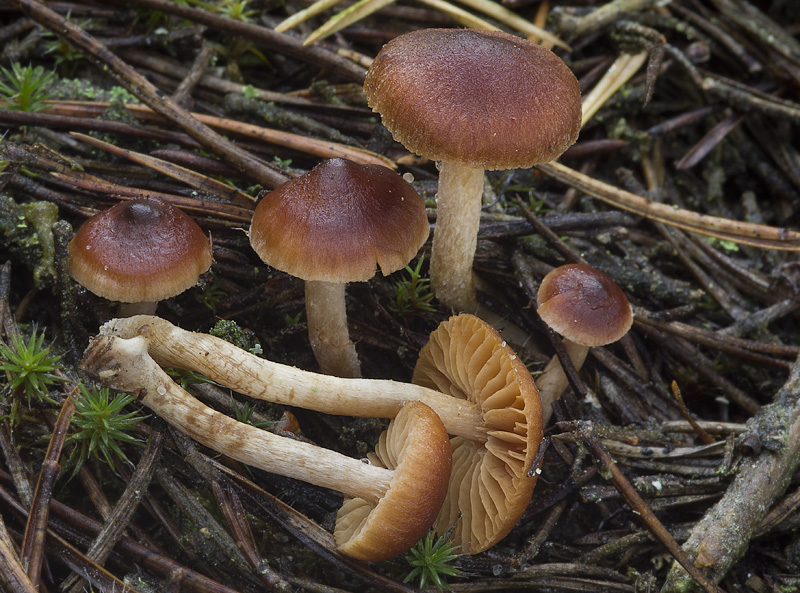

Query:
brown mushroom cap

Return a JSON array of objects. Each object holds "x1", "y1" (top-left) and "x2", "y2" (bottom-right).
[
  {"x1": 412, "y1": 313, "x2": 543, "y2": 554},
  {"x1": 537, "y1": 264, "x2": 633, "y2": 347},
  {"x1": 249, "y1": 158, "x2": 429, "y2": 283},
  {"x1": 335, "y1": 401, "x2": 452, "y2": 561},
  {"x1": 364, "y1": 28, "x2": 582, "y2": 171},
  {"x1": 68, "y1": 198, "x2": 212, "y2": 303}
]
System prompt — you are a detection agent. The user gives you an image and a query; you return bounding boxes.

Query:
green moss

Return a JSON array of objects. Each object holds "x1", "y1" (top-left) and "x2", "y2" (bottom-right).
[
  {"x1": 209, "y1": 319, "x2": 260, "y2": 353},
  {"x1": 0, "y1": 196, "x2": 58, "y2": 288}
]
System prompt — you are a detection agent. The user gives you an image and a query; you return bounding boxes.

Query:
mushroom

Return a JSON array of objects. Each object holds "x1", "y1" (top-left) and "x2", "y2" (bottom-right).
[
  {"x1": 535, "y1": 264, "x2": 633, "y2": 425},
  {"x1": 68, "y1": 198, "x2": 212, "y2": 317},
  {"x1": 249, "y1": 158, "x2": 429, "y2": 378},
  {"x1": 364, "y1": 28, "x2": 582, "y2": 311},
  {"x1": 101, "y1": 313, "x2": 543, "y2": 553},
  {"x1": 80, "y1": 326, "x2": 452, "y2": 562}
]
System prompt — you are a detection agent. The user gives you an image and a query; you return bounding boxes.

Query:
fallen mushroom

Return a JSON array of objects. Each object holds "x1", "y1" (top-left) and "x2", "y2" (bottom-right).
[
  {"x1": 249, "y1": 158, "x2": 429, "y2": 378},
  {"x1": 68, "y1": 198, "x2": 213, "y2": 317},
  {"x1": 100, "y1": 313, "x2": 543, "y2": 553},
  {"x1": 364, "y1": 29, "x2": 582, "y2": 311},
  {"x1": 535, "y1": 264, "x2": 633, "y2": 425},
  {"x1": 80, "y1": 326, "x2": 451, "y2": 562}
]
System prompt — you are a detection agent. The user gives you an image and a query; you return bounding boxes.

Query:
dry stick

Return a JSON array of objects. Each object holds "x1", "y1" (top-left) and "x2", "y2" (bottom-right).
[
  {"x1": 20, "y1": 384, "x2": 77, "y2": 587},
  {"x1": 0, "y1": 107, "x2": 195, "y2": 144},
  {"x1": 62, "y1": 425, "x2": 166, "y2": 593},
  {"x1": 566, "y1": 421, "x2": 727, "y2": 593},
  {"x1": 0, "y1": 471, "x2": 259, "y2": 593},
  {"x1": 514, "y1": 195, "x2": 587, "y2": 266},
  {"x1": 536, "y1": 161, "x2": 800, "y2": 251},
  {"x1": 43, "y1": 102, "x2": 393, "y2": 168},
  {"x1": 123, "y1": 0, "x2": 367, "y2": 82},
  {"x1": 172, "y1": 42, "x2": 216, "y2": 107},
  {"x1": 634, "y1": 322, "x2": 761, "y2": 415},
  {"x1": 637, "y1": 315, "x2": 796, "y2": 369},
  {"x1": 154, "y1": 466, "x2": 253, "y2": 574},
  {"x1": 0, "y1": 537, "x2": 38, "y2": 593},
  {"x1": 51, "y1": 171, "x2": 253, "y2": 223},
  {"x1": 220, "y1": 466, "x2": 419, "y2": 593},
  {"x1": 662, "y1": 354, "x2": 800, "y2": 593},
  {"x1": 212, "y1": 481, "x2": 292, "y2": 592},
  {"x1": 7, "y1": 0, "x2": 290, "y2": 190},
  {"x1": 69, "y1": 132, "x2": 255, "y2": 206},
  {"x1": 170, "y1": 428, "x2": 408, "y2": 593}
]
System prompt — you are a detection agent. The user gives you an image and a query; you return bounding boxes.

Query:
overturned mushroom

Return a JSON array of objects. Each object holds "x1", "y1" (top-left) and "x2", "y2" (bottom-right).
[
  {"x1": 535, "y1": 264, "x2": 633, "y2": 425},
  {"x1": 80, "y1": 327, "x2": 451, "y2": 562},
  {"x1": 101, "y1": 314, "x2": 542, "y2": 553}
]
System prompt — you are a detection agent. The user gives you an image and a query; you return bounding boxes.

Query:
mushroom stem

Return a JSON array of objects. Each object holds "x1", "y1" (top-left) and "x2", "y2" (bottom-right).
[
  {"x1": 429, "y1": 162, "x2": 485, "y2": 312},
  {"x1": 535, "y1": 340, "x2": 589, "y2": 426},
  {"x1": 101, "y1": 315, "x2": 488, "y2": 442},
  {"x1": 81, "y1": 329, "x2": 393, "y2": 504},
  {"x1": 117, "y1": 301, "x2": 158, "y2": 317},
  {"x1": 305, "y1": 280, "x2": 361, "y2": 378}
]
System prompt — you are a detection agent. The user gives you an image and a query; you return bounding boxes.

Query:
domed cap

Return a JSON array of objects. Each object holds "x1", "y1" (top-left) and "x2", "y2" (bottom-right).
[
  {"x1": 335, "y1": 401, "x2": 452, "y2": 561},
  {"x1": 249, "y1": 158, "x2": 429, "y2": 283},
  {"x1": 364, "y1": 28, "x2": 582, "y2": 171},
  {"x1": 412, "y1": 313, "x2": 543, "y2": 554},
  {"x1": 68, "y1": 198, "x2": 212, "y2": 303},
  {"x1": 537, "y1": 264, "x2": 633, "y2": 347}
]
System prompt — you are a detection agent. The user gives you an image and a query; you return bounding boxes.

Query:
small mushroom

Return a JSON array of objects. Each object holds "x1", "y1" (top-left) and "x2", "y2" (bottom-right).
[
  {"x1": 68, "y1": 198, "x2": 212, "y2": 317},
  {"x1": 101, "y1": 313, "x2": 542, "y2": 553},
  {"x1": 249, "y1": 158, "x2": 429, "y2": 378},
  {"x1": 535, "y1": 264, "x2": 633, "y2": 424},
  {"x1": 364, "y1": 29, "x2": 582, "y2": 311},
  {"x1": 80, "y1": 327, "x2": 451, "y2": 562}
]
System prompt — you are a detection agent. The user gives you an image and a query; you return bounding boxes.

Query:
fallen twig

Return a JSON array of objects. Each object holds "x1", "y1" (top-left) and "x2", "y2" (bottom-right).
[{"x1": 662, "y1": 352, "x2": 800, "y2": 592}]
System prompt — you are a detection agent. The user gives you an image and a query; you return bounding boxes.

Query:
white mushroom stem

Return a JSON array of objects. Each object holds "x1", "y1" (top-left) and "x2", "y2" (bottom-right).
[
  {"x1": 81, "y1": 329, "x2": 393, "y2": 504},
  {"x1": 305, "y1": 280, "x2": 361, "y2": 378},
  {"x1": 535, "y1": 339, "x2": 589, "y2": 426},
  {"x1": 429, "y1": 162, "x2": 485, "y2": 312},
  {"x1": 117, "y1": 301, "x2": 158, "y2": 317},
  {"x1": 101, "y1": 315, "x2": 488, "y2": 442}
]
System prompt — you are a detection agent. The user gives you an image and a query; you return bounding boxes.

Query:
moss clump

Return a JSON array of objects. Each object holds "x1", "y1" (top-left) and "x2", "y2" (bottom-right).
[{"x1": 0, "y1": 196, "x2": 58, "y2": 288}]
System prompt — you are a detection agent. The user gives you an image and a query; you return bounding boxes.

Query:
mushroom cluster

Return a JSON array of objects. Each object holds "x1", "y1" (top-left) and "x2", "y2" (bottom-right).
[{"x1": 67, "y1": 33, "x2": 627, "y2": 563}]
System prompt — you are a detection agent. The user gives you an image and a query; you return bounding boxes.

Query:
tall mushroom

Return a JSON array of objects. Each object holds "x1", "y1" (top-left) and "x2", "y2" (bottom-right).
[
  {"x1": 364, "y1": 28, "x2": 582, "y2": 311},
  {"x1": 535, "y1": 264, "x2": 633, "y2": 425},
  {"x1": 80, "y1": 327, "x2": 451, "y2": 562},
  {"x1": 249, "y1": 158, "x2": 429, "y2": 378},
  {"x1": 68, "y1": 198, "x2": 212, "y2": 317},
  {"x1": 101, "y1": 313, "x2": 542, "y2": 553}
]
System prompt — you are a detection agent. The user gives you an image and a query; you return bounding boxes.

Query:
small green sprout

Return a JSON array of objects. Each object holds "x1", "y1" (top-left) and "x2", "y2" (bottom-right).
[
  {"x1": 273, "y1": 156, "x2": 293, "y2": 168},
  {"x1": 705, "y1": 236, "x2": 740, "y2": 252},
  {"x1": 284, "y1": 311, "x2": 301, "y2": 326},
  {"x1": 231, "y1": 397, "x2": 272, "y2": 429},
  {"x1": 165, "y1": 367, "x2": 217, "y2": 391},
  {"x1": 403, "y1": 529, "x2": 463, "y2": 592},
  {"x1": 241, "y1": 84, "x2": 259, "y2": 99},
  {"x1": 67, "y1": 385, "x2": 145, "y2": 475},
  {"x1": 0, "y1": 63, "x2": 57, "y2": 112},
  {"x1": 196, "y1": 276, "x2": 227, "y2": 312},
  {"x1": 0, "y1": 328, "x2": 63, "y2": 405},
  {"x1": 390, "y1": 256, "x2": 435, "y2": 315}
]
